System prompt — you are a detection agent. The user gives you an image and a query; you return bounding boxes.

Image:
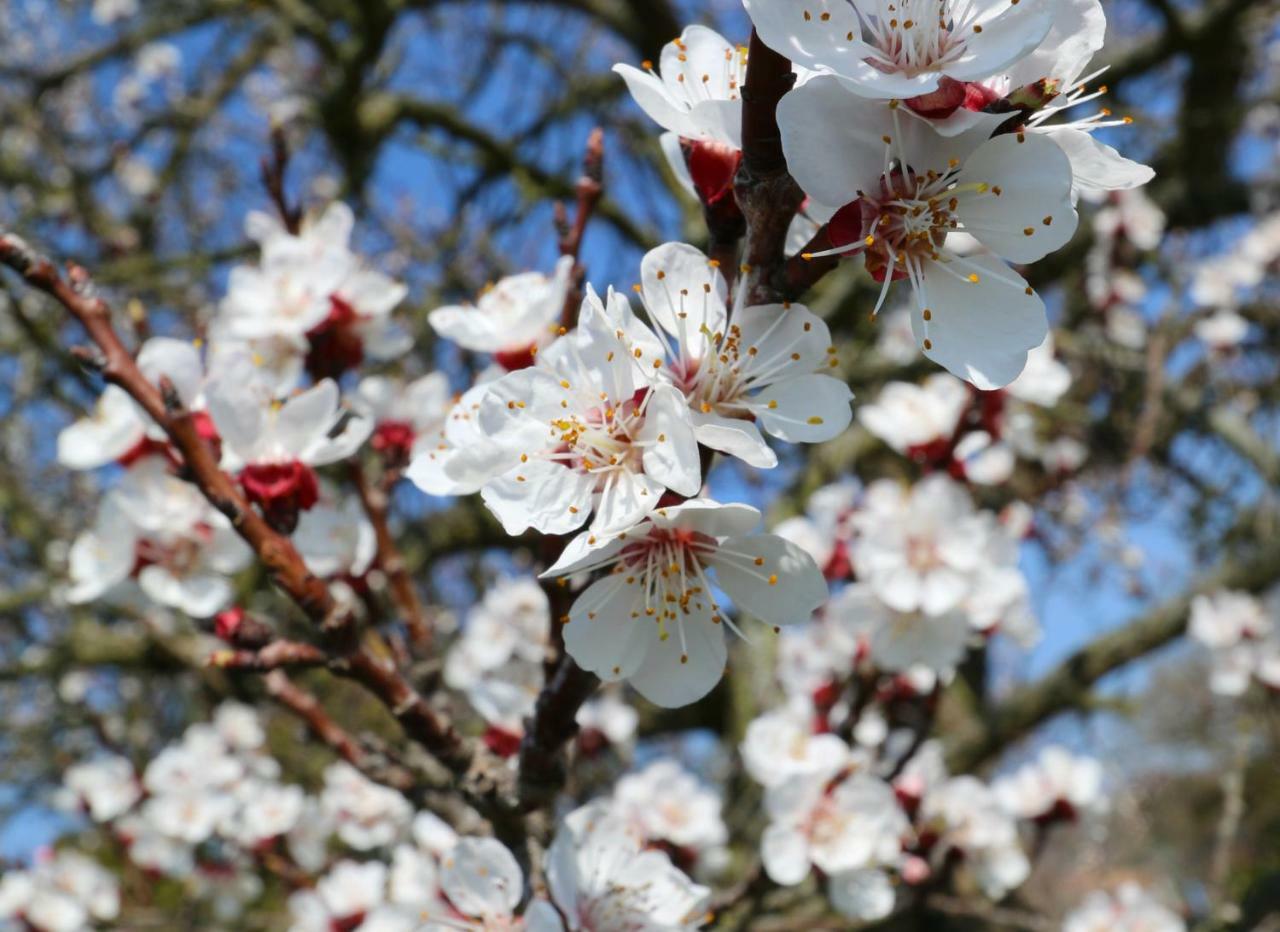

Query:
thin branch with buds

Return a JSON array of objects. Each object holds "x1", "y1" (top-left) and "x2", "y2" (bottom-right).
[
  {"x1": 0, "y1": 232, "x2": 504, "y2": 803},
  {"x1": 350, "y1": 460, "x2": 434, "y2": 651},
  {"x1": 557, "y1": 126, "x2": 605, "y2": 328},
  {"x1": 264, "y1": 670, "x2": 417, "y2": 793}
]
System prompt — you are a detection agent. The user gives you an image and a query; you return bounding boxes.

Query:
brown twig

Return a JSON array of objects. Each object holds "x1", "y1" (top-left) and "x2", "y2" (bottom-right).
[
  {"x1": 210, "y1": 640, "x2": 329, "y2": 671},
  {"x1": 260, "y1": 126, "x2": 302, "y2": 235},
  {"x1": 264, "y1": 670, "x2": 416, "y2": 792},
  {"x1": 558, "y1": 127, "x2": 605, "y2": 329},
  {"x1": 0, "y1": 233, "x2": 492, "y2": 792},
  {"x1": 516, "y1": 652, "x2": 598, "y2": 812},
  {"x1": 560, "y1": 127, "x2": 604, "y2": 261},
  {"x1": 350, "y1": 460, "x2": 433, "y2": 650}
]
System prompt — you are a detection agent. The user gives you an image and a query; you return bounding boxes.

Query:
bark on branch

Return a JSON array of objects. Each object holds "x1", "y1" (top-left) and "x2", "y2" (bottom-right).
[
  {"x1": 946, "y1": 527, "x2": 1280, "y2": 772},
  {"x1": 0, "y1": 233, "x2": 494, "y2": 793},
  {"x1": 734, "y1": 30, "x2": 806, "y2": 305}
]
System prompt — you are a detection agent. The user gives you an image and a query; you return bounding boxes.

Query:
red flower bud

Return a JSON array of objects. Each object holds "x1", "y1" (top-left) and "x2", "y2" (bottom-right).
[
  {"x1": 305, "y1": 295, "x2": 365, "y2": 380},
  {"x1": 482, "y1": 725, "x2": 523, "y2": 758},
  {"x1": 214, "y1": 607, "x2": 245, "y2": 642},
  {"x1": 493, "y1": 342, "x2": 539, "y2": 371},
  {"x1": 371, "y1": 420, "x2": 416, "y2": 468},
  {"x1": 239, "y1": 461, "x2": 319, "y2": 533}
]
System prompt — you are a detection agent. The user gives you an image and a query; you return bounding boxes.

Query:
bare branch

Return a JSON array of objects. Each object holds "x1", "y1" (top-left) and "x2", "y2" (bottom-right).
[{"x1": 946, "y1": 525, "x2": 1280, "y2": 772}]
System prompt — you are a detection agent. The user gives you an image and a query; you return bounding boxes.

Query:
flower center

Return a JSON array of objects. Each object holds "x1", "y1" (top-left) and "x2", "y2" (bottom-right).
[
  {"x1": 860, "y1": 0, "x2": 981, "y2": 78},
  {"x1": 905, "y1": 533, "x2": 940, "y2": 571},
  {"x1": 548, "y1": 388, "x2": 649, "y2": 475},
  {"x1": 613, "y1": 527, "x2": 722, "y2": 658},
  {"x1": 851, "y1": 167, "x2": 977, "y2": 283}
]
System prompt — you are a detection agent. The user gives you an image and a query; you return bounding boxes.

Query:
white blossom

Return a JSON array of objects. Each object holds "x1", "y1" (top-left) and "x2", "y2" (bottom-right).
[
  {"x1": 1063, "y1": 883, "x2": 1186, "y2": 932},
  {"x1": 760, "y1": 772, "x2": 906, "y2": 922},
  {"x1": 541, "y1": 802, "x2": 711, "y2": 931},
  {"x1": 746, "y1": 0, "x2": 1052, "y2": 101},
  {"x1": 612, "y1": 759, "x2": 728, "y2": 855},
  {"x1": 320, "y1": 762, "x2": 413, "y2": 851},
  {"x1": 613, "y1": 243, "x2": 854, "y2": 468},
  {"x1": 219, "y1": 203, "x2": 409, "y2": 378},
  {"x1": 443, "y1": 296, "x2": 701, "y2": 536},
  {"x1": 0, "y1": 851, "x2": 119, "y2": 932},
  {"x1": 777, "y1": 83, "x2": 1077, "y2": 387},
  {"x1": 543, "y1": 500, "x2": 827, "y2": 707},
  {"x1": 428, "y1": 257, "x2": 574, "y2": 359},
  {"x1": 62, "y1": 756, "x2": 141, "y2": 823},
  {"x1": 992, "y1": 745, "x2": 1105, "y2": 822},
  {"x1": 919, "y1": 775, "x2": 1029, "y2": 899}
]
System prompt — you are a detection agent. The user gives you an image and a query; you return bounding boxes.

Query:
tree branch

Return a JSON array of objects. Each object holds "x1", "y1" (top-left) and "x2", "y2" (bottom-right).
[
  {"x1": 350, "y1": 460, "x2": 433, "y2": 650},
  {"x1": 946, "y1": 526, "x2": 1280, "y2": 772},
  {"x1": 0, "y1": 233, "x2": 502, "y2": 797},
  {"x1": 734, "y1": 30, "x2": 806, "y2": 304},
  {"x1": 516, "y1": 653, "x2": 598, "y2": 812}
]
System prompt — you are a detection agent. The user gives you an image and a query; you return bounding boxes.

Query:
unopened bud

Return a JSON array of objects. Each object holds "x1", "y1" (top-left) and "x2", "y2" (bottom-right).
[{"x1": 1006, "y1": 78, "x2": 1060, "y2": 113}]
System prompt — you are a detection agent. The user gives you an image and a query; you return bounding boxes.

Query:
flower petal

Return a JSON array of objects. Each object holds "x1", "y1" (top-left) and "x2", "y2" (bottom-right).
[
  {"x1": 627, "y1": 595, "x2": 726, "y2": 707},
  {"x1": 440, "y1": 838, "x2": 523, "y2": 919},
  {"x1": 692, "y1": 411, "x2": 778, "y2": 469},
  {"x1": 777, "y1": 76, "x2": 894, "y2": 209},
  {"x1": 638, "y1": 384, "x2": 702, "y2": 497},
  {"x1": 613, "y1": 63, "x2": 699, "y2": 138},
  {"x1": 563, "y1": 574, "x2": 653, "y2": 682},
  {"x1": 957, "y1": 133, "x2": 1077, "y2": 264},
  {"x1": 944, "y1": 1, "x2": 1053, "y2": 82},
  {"x1": 761, "y1": 825, "x2": 811, "y2": 886},
  {"x1": 640, "y1": 242, "x2": 728, "y2": 353},
  {"x1": 744, "y1": 0, "x2": 863, "y2": 75},
  {"x1": 829, "y1": 869, "x2": 895, "y2": 921},
  {"x1": 749, "y1": 373, "x2": 854, "y2": 443},
  {"x1": 711, "y1": 533, "x2": 828, "y2": 626},
  {"x1": 651, "y1": 498, "x2": 762, "y2": 537},
  {"x1": 591, "y1": 468, "x2": 665, "y2": 534},
  {"x1": 1044, "y1": 127, "x2": 1155, "y2": 198},
  {"x1": 57, "y1": 386, "x2": 145, "y2": 470},
  {"x1": 137, "y1": 337, "x2": 203, "y2": 407},
  {"x1": 915, "y1": 255, "x2": 1048, "y2": 390},
  {"x1": 480, "y1": 460, "x2": 596, "y2": 536}
]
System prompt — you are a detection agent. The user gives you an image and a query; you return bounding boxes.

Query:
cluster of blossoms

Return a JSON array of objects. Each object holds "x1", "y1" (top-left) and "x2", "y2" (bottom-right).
[
  {"x1": 412, "y1": 239, "x2": 847, "y2": 706},
  {"x1": 31, "y1": 0, "x2": 1192, "y2": 925},
  {"x1": 623, "y1": 0, "x2": 1152, "y2": 389},
  {"x1": 771, "y1": 472, "x2": 1037, "y2": 700},
  {"x1": 58, "y1": 204, "x2": 402, "y2": 620},
  {"x1": 1188, "y1": 589, "x2": 1280, "y2": 696},
  {"x1": 1063, "y1": 883, "x2": 1186, "y2": 932},
  {"x1": 45, "y1": 698, "x2": 728, "y2": 931},
  {"x1": 291, "y1": 766, "x2": 724, "y2": 931},
  {"x1": 1187, "y1": 215, "x2": 1280, "y2": 327},
  {"x1": 858, "y1": 333, "x2": 1083, "y2": 483},
  {"x1": 444, "y1": 575, "x2": 555, "y2": 752},
  {"x1": 1187, "y1": 212, "x2": 1280, "y2": 350},
  {"x1": 50, "y1": 704, "x2": 309, "y2": 920},
  {"x1": 739, "y1": 713, "x2": 1109, "y2": 921},
  {"x1": 0, "y1": 851, "x2": 119, "y2": 932},
  {"x1": 443, "y1": 574, "x2": 641, "y2": 757}
]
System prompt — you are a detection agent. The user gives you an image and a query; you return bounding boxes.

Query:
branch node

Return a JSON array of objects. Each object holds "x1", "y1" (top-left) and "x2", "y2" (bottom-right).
[
  {"x1": 157, "y1": 375, "x2": 183, "y2": 415},
  {"x1": 69, "y1": 345, "x2": 107, "y2": 372},
  {"x1": 0, "y1": 233, "x2": 40, "y2": 275}
]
